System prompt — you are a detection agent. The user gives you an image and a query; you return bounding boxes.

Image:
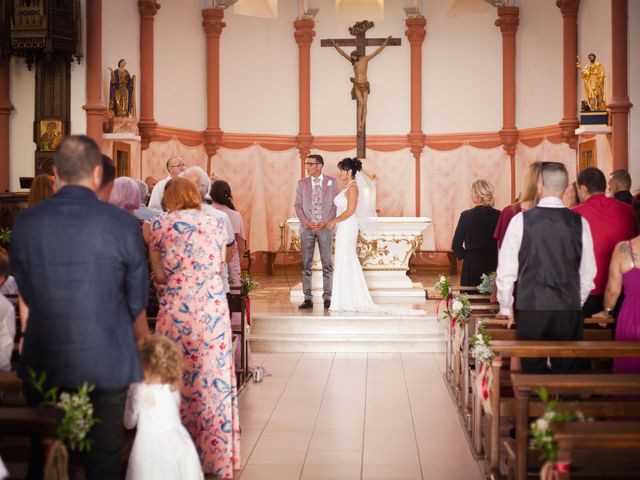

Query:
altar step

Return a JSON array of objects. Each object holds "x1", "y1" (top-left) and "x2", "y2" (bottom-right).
[{"x1": 249, "y1": 313, "x2": 445, "y2": 353}]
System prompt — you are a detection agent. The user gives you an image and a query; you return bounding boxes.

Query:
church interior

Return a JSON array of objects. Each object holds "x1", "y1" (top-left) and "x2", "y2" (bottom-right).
[{"x1": 1, "y1": 0, "x2": 640, "y2": 479}]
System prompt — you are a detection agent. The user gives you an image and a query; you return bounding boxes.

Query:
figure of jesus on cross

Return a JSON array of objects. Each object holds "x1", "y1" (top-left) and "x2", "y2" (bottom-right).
[{"x1": 322, "y1": 21, "x2": 400, "y2": 158}]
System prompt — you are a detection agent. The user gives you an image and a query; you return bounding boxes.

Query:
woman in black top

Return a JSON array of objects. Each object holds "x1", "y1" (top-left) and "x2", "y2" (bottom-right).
[{"x1": 452, "y1": 180, "x2": 501, "y2": 286}]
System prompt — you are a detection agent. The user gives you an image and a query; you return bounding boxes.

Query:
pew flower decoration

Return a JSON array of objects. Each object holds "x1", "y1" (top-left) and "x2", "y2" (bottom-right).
[
  {"x1": 447, "y1": 294, "x2": 472, "y2": 330},
  {"x1": 477, "y1": 272, "x2": 496, "y2": 295},
  {"x1": 27, "y1": 368, "x2": 98, "y2": 453},
  {"x1": 530, "y1": 387, "x2": 585, "y2": 480},
  {"x1": 433, "y1": 274, "x2": 451, "y2": 299},
  {"x1": 470, "y1": 326, "x2": 495, "y2": 414},
  {"x1": 240, "y1": 274, "x2": 260, "y2": 297}
]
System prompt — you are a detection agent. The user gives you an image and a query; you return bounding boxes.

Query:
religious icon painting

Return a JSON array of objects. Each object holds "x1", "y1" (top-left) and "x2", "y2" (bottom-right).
[{"x1": 38, "y1": 119, "x2": 63, "y2": 152}]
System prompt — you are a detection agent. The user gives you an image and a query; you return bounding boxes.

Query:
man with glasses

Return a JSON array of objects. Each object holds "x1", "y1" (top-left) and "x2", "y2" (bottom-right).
[
  {"x1": 294, "y1": 154, "x2": 340, "y2": 309},
  {"x1": 148, "y1": 156, "x2": 186, "y2": 210},
  {"x1": 496, "y1": 162, "x2": 597, "y2": 373}
]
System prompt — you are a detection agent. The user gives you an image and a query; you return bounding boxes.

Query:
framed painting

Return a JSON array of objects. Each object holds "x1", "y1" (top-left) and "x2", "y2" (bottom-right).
[{"x1": 38, "y1": 119, "x2": 63, "y2": 152}]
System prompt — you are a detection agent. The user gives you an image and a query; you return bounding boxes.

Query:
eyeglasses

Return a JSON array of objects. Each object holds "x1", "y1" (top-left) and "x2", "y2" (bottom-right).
[
  {"x1": 169, "y1": 163, "x2": 185, "y2": 169},
  {"x1": 305, "y1": 162, "x2": 321, "y2": 166}
]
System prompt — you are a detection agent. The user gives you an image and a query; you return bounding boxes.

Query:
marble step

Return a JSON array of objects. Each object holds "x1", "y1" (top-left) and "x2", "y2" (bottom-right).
[
  {"x1": 249, "y1": 333, "x2": 446, "y2": 353},
  {"x1": 250, "y1": 313, "x2": 441, "y2": 335}
]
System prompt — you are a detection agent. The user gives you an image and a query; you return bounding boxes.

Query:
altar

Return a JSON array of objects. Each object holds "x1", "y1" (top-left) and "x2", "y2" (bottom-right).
[{"x1": 287, "y1": 217, "x2": 432, "y2": 299}]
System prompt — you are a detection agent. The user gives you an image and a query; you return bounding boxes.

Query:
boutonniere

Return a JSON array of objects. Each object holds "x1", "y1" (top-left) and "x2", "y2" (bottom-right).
[{"x1": 327, "y1": 180, "x2": 333, "y2": 186}]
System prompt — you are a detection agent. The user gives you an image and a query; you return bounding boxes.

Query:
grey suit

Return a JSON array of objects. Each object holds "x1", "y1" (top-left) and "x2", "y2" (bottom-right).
[{"x1": 294, "y1": 174, "x2": 340, "y2": 301}]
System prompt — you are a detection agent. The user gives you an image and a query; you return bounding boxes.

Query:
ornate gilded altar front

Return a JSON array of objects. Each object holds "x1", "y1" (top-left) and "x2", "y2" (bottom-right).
[{"x1": 286, "y1": 217, "x2": 432, "y2": 299}]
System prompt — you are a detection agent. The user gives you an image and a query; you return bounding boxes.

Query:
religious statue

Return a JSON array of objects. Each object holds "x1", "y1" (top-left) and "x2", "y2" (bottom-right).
[
  {"x1": 331, "y1": 35, "x2": 391, "y2": 132},
  {"x1": 109, "y1": 59, "x2": 136, "y2": 118},
  {"x1": 577, "y1": 53, "x2": 606, "y2": 112}
]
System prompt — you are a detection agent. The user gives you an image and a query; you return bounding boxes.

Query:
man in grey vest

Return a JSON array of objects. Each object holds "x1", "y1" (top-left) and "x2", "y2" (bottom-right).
[
  {"x1": 496, "y1": 162, "x2": 597, "y2": 373},
  {"x1": 294, "y1": 154, "x2": 340, "y2": 309}
]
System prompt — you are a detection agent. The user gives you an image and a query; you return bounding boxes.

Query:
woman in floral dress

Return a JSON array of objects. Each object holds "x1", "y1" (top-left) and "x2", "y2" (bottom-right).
[{"x1": 149, "y1": 177, "x2": 240, "y2": 478}]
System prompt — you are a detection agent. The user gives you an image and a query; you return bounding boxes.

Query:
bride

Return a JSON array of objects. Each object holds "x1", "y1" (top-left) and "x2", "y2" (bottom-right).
[{"x1": 327, "y1": 158, "x2": 423, "y2": 315}]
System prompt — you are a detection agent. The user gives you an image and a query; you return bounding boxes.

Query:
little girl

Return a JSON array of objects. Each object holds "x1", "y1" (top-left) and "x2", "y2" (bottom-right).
[{"x1": 124, "y1": 335, "x2": 203, "y2": 480}]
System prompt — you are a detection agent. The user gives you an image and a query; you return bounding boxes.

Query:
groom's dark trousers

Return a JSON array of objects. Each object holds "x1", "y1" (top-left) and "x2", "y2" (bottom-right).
[{"x1": 300, "y1": 226, "x2": 333, "y2": 302}]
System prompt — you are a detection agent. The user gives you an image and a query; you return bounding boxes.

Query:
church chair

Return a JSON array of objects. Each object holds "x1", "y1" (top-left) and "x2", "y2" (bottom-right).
[{"x1": 228, "y1": 292, "x2": 249, "y2": 389}]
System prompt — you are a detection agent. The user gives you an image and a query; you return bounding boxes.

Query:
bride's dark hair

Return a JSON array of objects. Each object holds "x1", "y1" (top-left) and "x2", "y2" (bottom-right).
[{"x1": 337, "y1": 157, "x2": 363, "y2": 179}]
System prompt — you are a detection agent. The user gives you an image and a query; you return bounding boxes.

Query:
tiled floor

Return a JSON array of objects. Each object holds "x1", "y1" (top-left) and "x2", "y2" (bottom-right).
[{"x1": 236, "y1": 352, "x2": 484, "y2": 480}]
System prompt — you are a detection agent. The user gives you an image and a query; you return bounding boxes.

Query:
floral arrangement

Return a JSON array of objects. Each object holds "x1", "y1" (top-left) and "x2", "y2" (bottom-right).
[
  {"x1": 0, "y1": 227, "x2": 11, "y2": 247},
  {"x1": 445, "y1": 294, "x2": 472, "y2": 330},
  {"x1": 27, "y1": 369, "x2": 98, "y2": 453},
  {"x1": 470, "y1": 326, "x2": 495, "y2": 414},
  {"x1": 477, "y1": 272, "x2": 496, "y2": 295},
  {"x1": 530, "y1": 387, "x2": 586, "y2": 479},
  {"x1": 240, "y1": 274, "x2": 260, "y2": 297},
  {"x1": 433, "y1": 274, "x2": 451, "y2": 299}
]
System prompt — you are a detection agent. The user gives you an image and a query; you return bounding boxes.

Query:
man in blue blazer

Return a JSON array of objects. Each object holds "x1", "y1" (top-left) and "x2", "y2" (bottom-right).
[{"x1": 10, "y1": 135, "x2": 149, "y2": 479}]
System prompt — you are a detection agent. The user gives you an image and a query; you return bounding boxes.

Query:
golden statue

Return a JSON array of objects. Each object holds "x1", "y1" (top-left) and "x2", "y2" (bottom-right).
[
  {"x1": 330, "y1": 36, "x2": 391, "y2": 132},
  {"x1": 577, "y1": 53, "x2": 606, "y2": 112},
  {"x1": 109, "y1": 59, "x2": 136, "y2": 118}
]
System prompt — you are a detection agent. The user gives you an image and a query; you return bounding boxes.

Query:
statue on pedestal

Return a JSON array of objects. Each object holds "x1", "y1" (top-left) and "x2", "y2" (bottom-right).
[
  {"x1": 577, "y1": 53, "x2": 606, "y2": 112},
  {"x1": 109, "y1": 59, "x2": 136, "y2": 118}
]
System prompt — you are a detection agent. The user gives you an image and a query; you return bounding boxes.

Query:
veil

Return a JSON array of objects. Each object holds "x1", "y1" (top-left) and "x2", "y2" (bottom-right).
[{"x1": 354, "y1": 171, "x2": 377, "y2": 232}]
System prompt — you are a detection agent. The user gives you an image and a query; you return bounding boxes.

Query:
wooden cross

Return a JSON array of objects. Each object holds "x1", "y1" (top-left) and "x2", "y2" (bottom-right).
[{"x1": 321, "y1": 21, "x2": 401, "y2": 159}]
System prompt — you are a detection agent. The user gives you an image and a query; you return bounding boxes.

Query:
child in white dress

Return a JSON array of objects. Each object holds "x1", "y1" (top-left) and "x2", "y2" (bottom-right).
[{"x1": 124, "y1": 335, "x2": 203, "y2": 480}]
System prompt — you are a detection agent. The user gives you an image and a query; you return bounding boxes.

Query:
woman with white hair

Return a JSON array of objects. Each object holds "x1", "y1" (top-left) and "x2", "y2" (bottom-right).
[{"x1": 451, "y1": 179, "x2": 501, "y2": 286}]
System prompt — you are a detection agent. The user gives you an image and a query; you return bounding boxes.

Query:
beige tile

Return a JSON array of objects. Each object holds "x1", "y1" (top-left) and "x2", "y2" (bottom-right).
[
  {"x1": 362, "y1": 462, "x2": 423, "y2": 480},
  {"x1": 305, "y1": 448, "x2": 363, "y2": 466},
  {"x1": 301, "y1": 463, "x2": 362, "y2": 479},
  {"x1": 239, "y1": 464, "x2": 302, "y2": 480}
]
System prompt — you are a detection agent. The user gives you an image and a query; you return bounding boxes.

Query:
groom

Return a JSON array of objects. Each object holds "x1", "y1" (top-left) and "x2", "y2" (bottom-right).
[{"x1": 294, "y1": 154, "x2": 340, "y2": 309}]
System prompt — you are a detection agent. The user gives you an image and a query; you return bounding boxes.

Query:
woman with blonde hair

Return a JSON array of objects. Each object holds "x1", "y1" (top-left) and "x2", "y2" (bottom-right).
[
  {"x1": 493, "y1": 161, "x2": 542, "y2": 248},
  {"x1": 452, "y1": 179, "x2": 501, "y2": 286},
  {"x1": 148, "y1": 177, "x2": 240, "y2": 478}
]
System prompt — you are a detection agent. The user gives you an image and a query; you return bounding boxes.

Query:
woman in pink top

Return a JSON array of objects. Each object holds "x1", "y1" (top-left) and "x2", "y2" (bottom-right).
[{"x1": 210, "y1": 180, "x2": 246, "y2": 287}]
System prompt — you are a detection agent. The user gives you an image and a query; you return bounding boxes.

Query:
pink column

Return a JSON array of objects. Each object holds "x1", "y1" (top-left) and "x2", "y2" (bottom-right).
[
  {"x1": 405, "y1": 16, "x2": 426, "y2": 216},
  {"x1": 294, "y1": 19, "x2": 315, "y2": 176},
  {"x1": 83, "y1": 0, "x2": 106, "y2": 147},
  {"x1": 496, "y1": 6, "x2": 519, "y2": 200},
  {"x1": 609, "y1": 0, "x2": 632, "y2": 170},
  {"x1": 557, "y1": 0, "x2": 580, "y2": 149},
  {"x1": 202, "y1": 8, "x2": 226, "y2": 170},
  {"x1": 0, "y1": 58, "x2": 13, "y2": 192},
  {"x1": 138, "y1": 0, "x2": 161, "y2": 150}
]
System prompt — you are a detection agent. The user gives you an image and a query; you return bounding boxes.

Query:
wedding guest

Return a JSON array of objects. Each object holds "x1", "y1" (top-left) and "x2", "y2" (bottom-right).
[
  {"x1": 149, "y1": 177, "x2": 240, "y2": 478},
  {"x1": 210, "y1": 180, "x2": 246, "y2": 287},
  {"x1": 124, "y1": 335, "x2": 203, "y2": 480},
  {"x1": 0, "y1": 252, "x2": 18, "y2": 304},
  {"x1": 144, "y1": 176, "x2": 157, "y2": 202},
  {"x1": 496, "y1": 162, "x2": 596, "y2": 373},
  {"x1": 574, "y1": 167, "x2": 635, "y2": 317},
  {"x1": 562, "y1": 181, "x2": 580, "y2": 208},
  {"x1": 451, "y1": 180, "x2": 500, "y2": 286},
  {"x1": 148, "y1": 157, "x2": 186, "y2": 210},
  {"x1": 181, "y1": 166, "x2": 235, "y2": 293},
  {"x1": 493, "y1": 161, "x2": 541, "y2": 248},
  {"x1": 0, "y1": 290, "x2": 14, "y2": 372},
  {"x1": 608, "y1": 169, "x2": 633, "y2": 204},
  {"x1": 109, "y1": 177, "x2": 141, "y2": 213},
  {"x1": 133, "y1": 180, "x2": 161, "y2": 222},
  {"x1": 10, "y1": 135, "x2": 149, "y2": 478},
  {"x1": 27, "y1": 174, "x2": 55, "y2": 207},
  {"x1": 599, "y1": 199, "x2": 640, "y2": 373},
  {"x1": 96, "y1": 154, "x2": 116, "y2": 201}
]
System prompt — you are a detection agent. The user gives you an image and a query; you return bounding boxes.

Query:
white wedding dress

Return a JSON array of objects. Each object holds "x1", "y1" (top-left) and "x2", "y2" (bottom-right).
[{"x1": 329, "y1": 173, "x2": 424, "y2": 316}]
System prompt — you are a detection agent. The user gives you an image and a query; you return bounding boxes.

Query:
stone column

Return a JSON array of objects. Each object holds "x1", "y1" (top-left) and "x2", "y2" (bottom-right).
[
  {"x1": 405, "y1": 16, "x2": 426, "y2": 216},
  {"x1": 294, "y1": 19, "x2": 315, "y2": 176},
  {"x1": 202, "y1": 8, "x2": 226, "y2": 169},
  {"x1": 609, "y1": 0, "x2": 632, "y2": 170},
  {"x1": 557, "y1": 0, "x2": 580, "y2": 149},
  {"x1": 83, "y1": 0, "x2": 106, "y2": 147},
  {"x1": 496, "y1": 6, "x2": 519, "y2": 200},
  {"x1": 138, "y1": 0, "x2": 161, "y2": 150},
  {"x1": 0, "y1": 58, "x2": 13, "y2": 192}
]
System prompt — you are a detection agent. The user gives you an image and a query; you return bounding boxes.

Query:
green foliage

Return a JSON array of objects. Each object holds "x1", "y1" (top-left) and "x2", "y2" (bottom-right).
[
  {"x1": 477, "y1": 272, "x2": 496, "y2": 295},
  {"x1": 27, "y1": 369, "x2": 98, "y2": 453},
  {"x1": 0, "y1": 227, "x2": 11, "y2": 245},
  {"x1": 446, "y1": 294, "x2": 472, "y2": 328},
  {"x1": 433, "y1": 274, "x2": 451, "y2": 299},
  {"x1": 469, "y1": 325, "x2": 495, "y2": 364},
  {"x1": 529, "y1": 387, "x2": 585, "y2": 462},
  {"x1": 240, "y1": 274, "x2": 260, "y2": 297}
]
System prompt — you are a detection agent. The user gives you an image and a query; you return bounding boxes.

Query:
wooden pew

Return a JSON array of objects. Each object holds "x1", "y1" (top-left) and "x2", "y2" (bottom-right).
[
  {"x1": 553, "y1": 421, "x2": 640, "y2": 480},
  {"x1": 511, "y1": 373, "x2": 640, "y2": 480},
  {"x1": 481, "y1": 341, "x2": 640, "y2": 477}
]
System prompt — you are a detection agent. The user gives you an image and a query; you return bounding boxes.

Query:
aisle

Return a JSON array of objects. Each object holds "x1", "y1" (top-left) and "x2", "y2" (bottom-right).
[{"x1": 236, "y1": 352, "x2": 483, "y2": 480}]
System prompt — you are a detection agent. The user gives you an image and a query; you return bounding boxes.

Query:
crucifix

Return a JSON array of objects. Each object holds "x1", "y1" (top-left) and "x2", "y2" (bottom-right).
[{"x1": 321, "y1": 21, "x2": 401, "y2": 159}]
